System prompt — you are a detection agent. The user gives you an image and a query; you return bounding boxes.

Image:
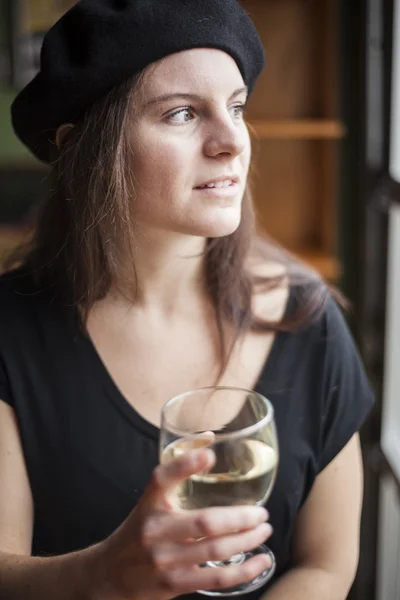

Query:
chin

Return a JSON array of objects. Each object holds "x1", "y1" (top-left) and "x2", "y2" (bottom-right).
[{"x1": 188, "y1": 210, "x2": 242, "y2": 238}]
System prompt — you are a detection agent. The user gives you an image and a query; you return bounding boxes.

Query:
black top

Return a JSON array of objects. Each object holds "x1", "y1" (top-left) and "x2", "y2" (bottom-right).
[{"x1": 0, "y1": 269, "x2": 374, "y2": 598}]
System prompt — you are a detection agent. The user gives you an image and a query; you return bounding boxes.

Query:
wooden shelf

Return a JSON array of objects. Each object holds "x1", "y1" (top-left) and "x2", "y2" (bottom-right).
[
  {"x1": 248, "y1": 119, "x2": 346, "y2": 140},
  {"x1": 295, "y1": 249, "x2": 341, "y2": 280}
]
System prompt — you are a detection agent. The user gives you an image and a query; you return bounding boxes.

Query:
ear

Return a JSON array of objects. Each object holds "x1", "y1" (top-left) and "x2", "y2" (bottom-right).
[{"x1": 55, "y1": 123, "x2": 75, "y2": 149}]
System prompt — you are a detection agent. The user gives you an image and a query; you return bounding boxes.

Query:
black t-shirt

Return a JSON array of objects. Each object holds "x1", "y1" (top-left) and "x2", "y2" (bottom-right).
[{"x1": 0, "y1": 269, "x2": 374, "y2": 598}]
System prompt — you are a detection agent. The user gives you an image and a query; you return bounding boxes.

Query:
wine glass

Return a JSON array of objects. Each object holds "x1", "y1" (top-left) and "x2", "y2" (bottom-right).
[{"x1": 159, "y1": 386, "x2": 279, "y2": 597}]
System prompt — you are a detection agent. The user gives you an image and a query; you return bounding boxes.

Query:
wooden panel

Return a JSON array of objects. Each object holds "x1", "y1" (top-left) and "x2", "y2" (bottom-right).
[
  {"x1": 248, "y1": 119, "x2": 345, "y2": 139},
  {"x1": 319, "y1": 0, "x2": 339, "y2": 255},
  {"x1": 241, "y1": 0, "x2": 340, "y2": 279},
  {"x1": 319, "y1": 140, "x2": 339, "y2": 256},
  {"x1": 296, "y1": 249, "x2": 341, "y2": 280},
  {"x1": 250, "y1": 139, "x2": 323, "y2": 250},
  {"x1": 242, "y1": 0, "x2": 333, "y2": 119}
]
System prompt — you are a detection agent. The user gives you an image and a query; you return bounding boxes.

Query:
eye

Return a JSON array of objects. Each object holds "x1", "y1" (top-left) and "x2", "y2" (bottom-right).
[
  {"x1": 167, "y1": 107, "x2": 195, "y2": 125},
  {"x1": 230, "y1": 104, "x2": 247, "y2": 120}
]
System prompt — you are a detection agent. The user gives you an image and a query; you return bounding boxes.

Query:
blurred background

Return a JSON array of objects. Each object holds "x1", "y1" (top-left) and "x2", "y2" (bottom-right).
[{"x1": 0, "y1": 1, "x2": 399, "y2": 598}]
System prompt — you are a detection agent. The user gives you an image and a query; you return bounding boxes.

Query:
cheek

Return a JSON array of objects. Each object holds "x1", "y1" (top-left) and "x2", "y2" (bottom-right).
[
  {"x1": 242, "y1": 132, "x2": 252, "y2": 173},
  {"x1": 131, "y1": 129, "x2": 185, "y2": 184},
  {"x1": 129, "y1": 135, "x2": 191, "y2": 222}
]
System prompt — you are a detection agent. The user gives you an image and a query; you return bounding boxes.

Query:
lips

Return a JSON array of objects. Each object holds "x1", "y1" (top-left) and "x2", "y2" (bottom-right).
[
  {"x1": 196, "y1": 180, "x2": 235, "y2": 189},
  {"x1": 195, "y1": 175, "x2": 239, "y2": 189}
]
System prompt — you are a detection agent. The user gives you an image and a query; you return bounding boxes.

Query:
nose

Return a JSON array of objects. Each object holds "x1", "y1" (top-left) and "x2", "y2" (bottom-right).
[{"x1": 203, "y1": 115, "x2": 247, "y2": 159}]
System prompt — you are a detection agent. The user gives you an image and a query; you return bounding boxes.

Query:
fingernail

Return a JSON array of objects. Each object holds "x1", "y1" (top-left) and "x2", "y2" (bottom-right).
[
  {"x1": 156, "y1": 463, "x2": 177, "y2": 484},
  {"x1": 193, "y1": 448, "x2": 215, "y2": 467},
  {"x1": 255, "y1": 506, "x2": 269, "y2": 521},
  {"x1": 260, "y1": 523, "x2": 273, "y2": 536},
  {"x1": 263, "y1": 555, "x2": 273, "y2": 569},
  {"x1": 203, "y1": 448, "x2": 216, "y2": 464}
]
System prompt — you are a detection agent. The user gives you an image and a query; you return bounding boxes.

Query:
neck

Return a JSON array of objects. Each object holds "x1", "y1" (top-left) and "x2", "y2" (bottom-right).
[{"x1": 113, "y1": 227, "x2": 208, "y2": 316}]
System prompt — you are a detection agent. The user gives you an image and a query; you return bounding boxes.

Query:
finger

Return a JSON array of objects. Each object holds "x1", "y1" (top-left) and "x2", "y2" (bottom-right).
[
  {"x1": 154, "y1": 522, "x2": 273, "y2": 567},
  {"x1": 143, "y1": 505, "x2": 268, "y2": 542},
  {"x1": 160, "y1": 553, "x2": 272, "y2": 595}
]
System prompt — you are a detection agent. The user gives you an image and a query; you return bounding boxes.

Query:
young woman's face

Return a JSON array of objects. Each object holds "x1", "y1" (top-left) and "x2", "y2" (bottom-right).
[{"x1": 128, "y1": 48, "x2": 251, "y2": 238}]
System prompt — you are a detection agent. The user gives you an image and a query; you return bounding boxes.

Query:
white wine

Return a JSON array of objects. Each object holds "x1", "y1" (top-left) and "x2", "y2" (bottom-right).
[{"x1": 161, "y1": 437, "x2": 278, "y2": 510}]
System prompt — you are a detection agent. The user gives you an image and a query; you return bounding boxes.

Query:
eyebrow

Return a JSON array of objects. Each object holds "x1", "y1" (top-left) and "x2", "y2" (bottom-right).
[{"x1": 144, "y1": 86, "x2": 249, "y2": 107}]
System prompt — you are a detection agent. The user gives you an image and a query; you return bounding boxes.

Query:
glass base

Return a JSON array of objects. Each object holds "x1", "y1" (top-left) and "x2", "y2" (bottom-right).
[{"x1": 197, "y1": 545, "x2": 276, "y2": 597}]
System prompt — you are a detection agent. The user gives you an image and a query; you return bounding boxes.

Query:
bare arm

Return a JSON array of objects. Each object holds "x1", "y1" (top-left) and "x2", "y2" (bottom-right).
[
  {"x1": 0, "y1": 399, "x2": 96, "y2": 598},
  {"x1": 0, "y1": 550, "x2": 98, "y2": 600},
  {"x1": 260, "y1": 433, "x2": 364, "y2": 600}
]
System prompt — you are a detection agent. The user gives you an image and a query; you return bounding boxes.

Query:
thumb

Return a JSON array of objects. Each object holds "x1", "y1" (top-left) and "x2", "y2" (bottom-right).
[
  {"x1": 147, "y1": 448, "x2": 216, "y2": 510},
  {"x1": 115, "y1": 448, "x2": 215, "y2": 546}
]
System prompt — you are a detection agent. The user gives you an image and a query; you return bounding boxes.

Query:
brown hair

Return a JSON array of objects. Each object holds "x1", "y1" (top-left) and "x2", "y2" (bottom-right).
[{"x1": 6, "y1": 71, "x2": 331, "y2": 371}]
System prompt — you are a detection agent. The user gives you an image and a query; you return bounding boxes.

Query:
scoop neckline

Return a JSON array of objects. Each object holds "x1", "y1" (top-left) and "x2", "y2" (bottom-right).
[{"x1": 78, "y1": 287, "x2": 295, "y2": 441}]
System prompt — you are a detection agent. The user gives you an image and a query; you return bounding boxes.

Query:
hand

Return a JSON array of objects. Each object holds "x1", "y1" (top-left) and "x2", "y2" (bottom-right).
[{"x1": 89, "y1": 447, "x2": 273, "y2": 600}]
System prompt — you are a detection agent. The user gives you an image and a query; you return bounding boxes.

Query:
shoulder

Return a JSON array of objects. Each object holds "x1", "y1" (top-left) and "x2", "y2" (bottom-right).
[
  {"x1": 0, "y1": 267, "x2": 43, "y2": 314},
  {"x1": 302, "y1": 293, "x2": 375, "y2": 471},
  {"x1": 0, "y1": 267, "x2": 74, "y2": 403},
  {"x1": 258, "y1": 275, "x2": 373, "y2": 403},
  {"x1": 280, "y1": 285, "x2": 363, "y2": 376},
  {"x1": 0, "y1": 267, "x2": 63, "y2": 337},
  {"x1": 0, "y1": 268, "x2": 44, "y2": 405},
  {"x1": 297, "y1": 291, "x2": 358, "y2": 363},
  {"x1": 0, "y1": 266, "x2": 36, "y2": 297},
  {"x1": 313, "y1": 295, "x2": 374, "y2": 404}
]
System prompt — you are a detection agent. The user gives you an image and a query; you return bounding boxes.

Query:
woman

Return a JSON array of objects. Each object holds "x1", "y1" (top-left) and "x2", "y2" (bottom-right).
[{"x1": 0, "y1": 1, "x2": 374, "y2": 599}]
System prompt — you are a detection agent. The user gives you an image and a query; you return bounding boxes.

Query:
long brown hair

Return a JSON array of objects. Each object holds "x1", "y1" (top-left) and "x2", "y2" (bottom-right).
[{"x1": 6, "y1": 70, "x2": 331, "y2": 370}]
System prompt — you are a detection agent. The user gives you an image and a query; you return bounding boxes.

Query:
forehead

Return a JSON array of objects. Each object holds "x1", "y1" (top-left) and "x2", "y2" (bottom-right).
[{"x1": 142, "y1": 48, "x2": 246, "y2": 96}]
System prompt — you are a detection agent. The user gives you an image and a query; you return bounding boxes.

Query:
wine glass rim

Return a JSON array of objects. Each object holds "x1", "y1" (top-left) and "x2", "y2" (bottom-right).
[{"x1": 161, "y1": 385, "x2": 274, "y2": 442}]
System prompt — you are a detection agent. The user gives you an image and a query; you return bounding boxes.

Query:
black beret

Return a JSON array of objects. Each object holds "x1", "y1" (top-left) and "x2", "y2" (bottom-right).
[{"x1": 11, "y1": 0, "x2": 265, "y2": 164}]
